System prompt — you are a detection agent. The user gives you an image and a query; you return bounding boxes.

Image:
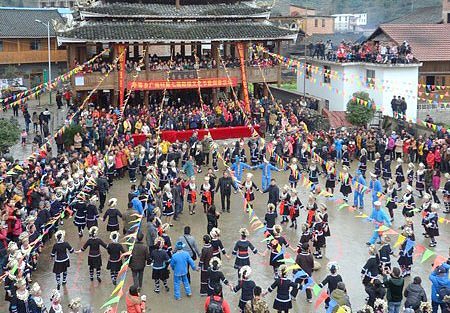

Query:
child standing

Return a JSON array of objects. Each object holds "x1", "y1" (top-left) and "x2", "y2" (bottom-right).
[
  {"x1": 151, "y1": 237, "x2": 170, "y2": 293},
  {"x1": 21, "y1": 129, "x2": 27, "y2": 146}
]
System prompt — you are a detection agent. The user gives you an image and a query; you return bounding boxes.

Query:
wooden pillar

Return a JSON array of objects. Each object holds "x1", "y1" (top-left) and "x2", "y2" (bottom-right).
[
  {"x1": 144, "y1": 43, "x2": 150, "y2": 106},
  {"x1": 181, "y1": 44, "x2": 185, "y2": 57},
  {"x1": 211, "y1": 41, "x2": 220, "y2": 106},
  {"x1": 68, "y1": 44, "x2": 77, "y2": 93},
  {"x1": 263, "y1": 83, "x2": 269, "y2": 97},
  {"x1": 112, "y1": 44, "x2": 118, "y2": 108},
  {"x1": 276, "y1": 41, "x2": 282, "y2": 87},
  {"x1": 170, "y1": 44, "x2": 175, "y2": 58}
]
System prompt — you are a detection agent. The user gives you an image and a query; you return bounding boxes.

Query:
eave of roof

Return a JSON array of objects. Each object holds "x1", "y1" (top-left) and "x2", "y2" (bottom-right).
[
  {"x1": 79, "y1": 11, "x2": 271, "y2": 19},
  {"x1": 58, "y1": 21, "x2": 298, "y2": 44}
]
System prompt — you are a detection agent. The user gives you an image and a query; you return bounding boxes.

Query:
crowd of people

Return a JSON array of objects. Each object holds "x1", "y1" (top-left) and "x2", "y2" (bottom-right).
[
  {"x1": 309, "y1": 40, "x2": 415, "y2": 64},
  {"x1": 0, "y1": 88, "x2": 449, "y2": 313},
  {"x1": 75, "y1": 52, "x2": 279, "y2": 74}
]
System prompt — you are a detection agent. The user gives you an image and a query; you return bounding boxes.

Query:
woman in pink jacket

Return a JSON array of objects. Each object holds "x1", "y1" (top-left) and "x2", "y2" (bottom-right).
[
  {"x1": 11, "y1": 209, "x2": 23, "y2": 243},
  {"x1": 115, "y1": 149, "x2": 124, "y2": 178},
  {"x1": 431, "y1": 169, "x2": 441, "y2": 204}
]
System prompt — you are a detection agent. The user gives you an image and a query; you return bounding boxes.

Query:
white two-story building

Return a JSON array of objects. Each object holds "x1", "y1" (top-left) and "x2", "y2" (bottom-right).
[
  {"x1": 297, "y1": 57, "x2": 421, "y2": 120},
  {"x1": 332, "y1": 13, "x2": 367, "y2": 32}
]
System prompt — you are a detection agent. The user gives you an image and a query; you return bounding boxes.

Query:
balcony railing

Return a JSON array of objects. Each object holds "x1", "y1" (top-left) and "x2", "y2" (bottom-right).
[
  {"x1": 72, "y1": 66, "x2": 280, "y2": 91},
  {"x1": 0, "y1": 50, "x2": 67, "y2": 65}
]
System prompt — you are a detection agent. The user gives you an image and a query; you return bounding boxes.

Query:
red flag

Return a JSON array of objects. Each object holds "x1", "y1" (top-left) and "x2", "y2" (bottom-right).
[{"x1": 314, "y1": 291, "x2": 329, "y2": 310}]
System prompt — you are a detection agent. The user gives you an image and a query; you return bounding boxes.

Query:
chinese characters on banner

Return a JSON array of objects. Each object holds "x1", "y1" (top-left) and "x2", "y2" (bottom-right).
[
  {"x1": 237, "y1": 42, "x2": 250, "y2": 113},
  {"x1": 128, "y1": 77, "x2": 238, "y2": 91},
  {"x1": 117, "y1": 44, "x2": 127, "y2": 111}
]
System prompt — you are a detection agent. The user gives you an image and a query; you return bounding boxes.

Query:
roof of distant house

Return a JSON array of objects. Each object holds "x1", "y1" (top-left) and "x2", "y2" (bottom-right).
[
  {"x1": 367, "y1": 24, "x2": 450, "y2": 62},
  {"x1": 386, "y1": 6, "x2": 443, "y2": 24},
  {"x1": 0, "y1": 7, "x2": 64, "y2": 38}
]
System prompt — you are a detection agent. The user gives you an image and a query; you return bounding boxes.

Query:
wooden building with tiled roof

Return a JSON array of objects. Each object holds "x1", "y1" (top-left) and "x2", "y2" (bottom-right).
[
  {"x1": 367, "y1": 23, "x2": 450, "y2": 100},
  {"x1": 57, "y1": 0, "x2": 298, "y2": 106},
  {"x1": 0, "y1": 7, "x2": 67, "y2": 87}
]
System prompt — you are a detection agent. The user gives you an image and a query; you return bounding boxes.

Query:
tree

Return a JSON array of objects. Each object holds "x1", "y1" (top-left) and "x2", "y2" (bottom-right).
[
  {"x1": 346, "y1": 91, "x2": 375, "y2": 126},
  {"x1": 0, "y1": 118, "x2": 20, "y2": 156},
  {"x1": 0, "y1": 65, "x2": 23, "y2": 85},
  {"x1": 62, "y1": 123, "x2": 85, "y2": 148}
]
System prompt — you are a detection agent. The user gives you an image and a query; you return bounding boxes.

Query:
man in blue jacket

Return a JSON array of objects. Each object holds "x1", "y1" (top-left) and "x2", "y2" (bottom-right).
[
  {"x1": 170, "y1": 241, "x2": 199, "y2": 300},
  {"x1": 367, "y1": 201, "x2": 392, "y2": 245},
  {"x1": 369, "y1": 172, "x2": 383, "y2": 206},
  {"x1": 429, "y1": 263, "x2": 450, "y2": 313},
  {"x1": 252, "y1": 158, "x2": 280, "y2": 190},
  {"x1": 230, "y1": 156, "x2": 251, "y2": 188},
  {"x1": 353, "y1": 170, "x2": 366, "y2": 213}
]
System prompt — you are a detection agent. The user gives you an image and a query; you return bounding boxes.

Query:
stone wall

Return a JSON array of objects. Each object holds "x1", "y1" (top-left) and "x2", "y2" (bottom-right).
[{"x1": 417, "y1": 106, "x2": 450, "y2": 125}]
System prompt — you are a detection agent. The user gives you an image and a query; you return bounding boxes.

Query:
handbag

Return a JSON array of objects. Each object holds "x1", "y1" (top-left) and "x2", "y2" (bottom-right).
[
  {"x1": 184, "y1": 235, "x2": 197, "y2": 261},
  {"x1": 313, "y1": 260, "x2": 321, "y2": 271}
]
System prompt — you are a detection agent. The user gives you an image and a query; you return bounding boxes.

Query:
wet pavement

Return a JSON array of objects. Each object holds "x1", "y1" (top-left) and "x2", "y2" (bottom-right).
[
  {"x1": 1, "y1": 94, "x2": 66, "y2": 161},
  {"x1": 1, "y1": 156, "x2": 448, "y2": 313}
]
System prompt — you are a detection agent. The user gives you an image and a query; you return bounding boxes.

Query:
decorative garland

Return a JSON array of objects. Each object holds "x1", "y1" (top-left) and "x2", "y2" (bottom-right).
[{"x1": 0, "y1": 49, "x2": 111, "y2": 108}]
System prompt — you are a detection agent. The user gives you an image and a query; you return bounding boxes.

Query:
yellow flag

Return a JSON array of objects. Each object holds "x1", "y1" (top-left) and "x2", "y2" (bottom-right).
[
  {"x1": 337, "y1": 307, "x2": 347, "y2": 313},
  {"x1": 111, "y1": 279, "x2": 124, "y2": 296},
  {"x1": 286, "y1": 264, "x2": 301, "y2": 271},
  {"x1": 394, "y1": 234, "x2": 406, "y2": 247}
]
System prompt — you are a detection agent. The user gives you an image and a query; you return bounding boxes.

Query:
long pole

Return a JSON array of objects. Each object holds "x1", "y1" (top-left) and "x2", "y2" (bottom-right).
[{"x1": 47, "y1": 21, "x2": 52, "y2": 106}]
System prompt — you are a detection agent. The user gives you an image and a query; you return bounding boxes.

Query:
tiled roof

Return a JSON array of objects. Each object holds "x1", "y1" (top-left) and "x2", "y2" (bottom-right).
[
  {"x1": 377, "y1": 24, "x2": 450, "y2": 62},
  {"x1": 59, "y1": 21, "x2": 298, "y2": 42},
  {"x1": 0, "y1": 8, "x2": 64, "y2": 38},
  {"x1": 80, "y1": 2, "x2": 268, "y2": 18},
  {"x1": 103, "y1": 0, "x2": 252, "y2": 4},
  {"x1": 322, "y1": 109, "x2": 353, "y2": 128},
  {"x1": 387, "y1": 6, "x2": 443, "y2": 24}
]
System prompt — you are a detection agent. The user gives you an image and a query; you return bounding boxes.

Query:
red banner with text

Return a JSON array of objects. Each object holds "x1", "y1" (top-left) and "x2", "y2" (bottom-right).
[
  {"x1": 117, "y1": 44, "x2": 127, "y2": 111},
  {"x1": 128, "y1": 77, "x2": 238, "y2": 91},
  {"x1": 237, "y1": 42, "x2": 250, "y2": 113}
]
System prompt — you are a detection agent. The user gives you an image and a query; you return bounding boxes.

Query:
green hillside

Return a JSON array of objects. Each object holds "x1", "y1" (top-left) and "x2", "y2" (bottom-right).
[{"x1": 275, "y1": 0, "x2": 442, "y2": 26}]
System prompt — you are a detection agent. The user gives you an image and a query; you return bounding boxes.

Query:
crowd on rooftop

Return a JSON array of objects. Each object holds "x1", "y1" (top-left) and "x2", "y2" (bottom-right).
[{"x1": 308, "y1": 40, "x2": 415, "y2": 64}]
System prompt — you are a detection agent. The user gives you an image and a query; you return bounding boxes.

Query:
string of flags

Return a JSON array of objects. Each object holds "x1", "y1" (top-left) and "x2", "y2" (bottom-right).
[
  {"x1": 255, "y1": 46, "x2": 420, "y2": 96},
  {"x1": 98, "y1": 52, "x2": 161, "y2": 313},
  {"x1": 0, "y1": 51, "x2": 131, "y2": 285},
  {"x1": 227, "y1": 52, "x2": 448, "y2": 312},
  {"x1": 0, "y1": 49, "x2": 110, "y2": 108},
  {"x1": 417, "y1": 96, "x2": 450, "y2": 106},
  {"x1": 351, "y1": 95, "x2": 450, "y2": 134},
  {"x1": 256, "y1": 46, "x2": 450, "y2": 92},
  {"x1": 99, "y1": 213, "x2": 144, "y2": 312},
  {"x1": 2, "y1": 50, "x2": 123, "y2": 180}
]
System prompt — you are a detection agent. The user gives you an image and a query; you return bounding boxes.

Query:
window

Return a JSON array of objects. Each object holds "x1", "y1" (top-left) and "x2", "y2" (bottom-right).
[
  {"x1": 426, "y1": 76, "x2": 435, "y2": 92},
  {"x1": 314, "y1": 19, "x2": 318, "y2": 27},
  {"x1": 30, "y1": 40, "x2": 41, "y2": 50},
  {"x1": 441, "y1": 76, "x2": 446, "y2": 86},
  {"x1": 0, "y1": 40, "x2": 3, "y2": 52},
  {"x1": 366, "y1": 69, "x2": 375, "y2": 87},
  {"x1": 322, "y1": 19, "x2": 325, "y2": 27},
  {"x1": 323, "y1": 66, "x2": 331, "y2": 83}
]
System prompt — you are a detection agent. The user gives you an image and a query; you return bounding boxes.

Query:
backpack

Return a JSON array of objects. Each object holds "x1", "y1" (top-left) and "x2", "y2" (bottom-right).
[
  {"x1": 437, "y1": 285, "x2": 449, "y2": 301},
  {"x1": 207, "y1": 297, "x2": 223, "y2": 313}
]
